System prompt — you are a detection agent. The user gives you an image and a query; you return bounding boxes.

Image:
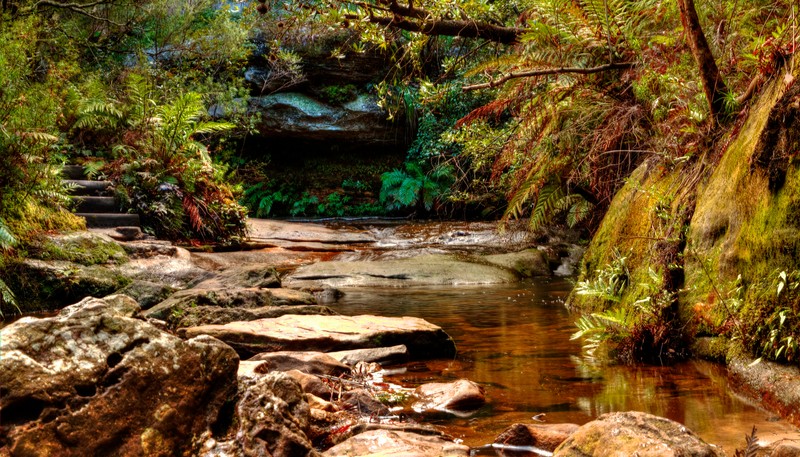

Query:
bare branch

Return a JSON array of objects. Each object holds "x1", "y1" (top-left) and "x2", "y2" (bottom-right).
[
  {"x1": 461, "y1": 62, "x2": 635, "y2": 91},
  {"x1": 368, "y1": 13, "x2": 522, "y2": 44},
  {"x1": 28, "y1": 0, "x2": 122, "y2": 26}
]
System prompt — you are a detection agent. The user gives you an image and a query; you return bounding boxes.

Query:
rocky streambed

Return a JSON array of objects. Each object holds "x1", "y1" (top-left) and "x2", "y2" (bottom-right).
[{"x1": 2, "y1": 219, "x2": 799, "y2": 456}]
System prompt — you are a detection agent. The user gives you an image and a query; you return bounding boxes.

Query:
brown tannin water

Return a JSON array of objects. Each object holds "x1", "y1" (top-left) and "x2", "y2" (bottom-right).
[{"x1": 331, "y1": 278, "x2": 800, "y2": 455}]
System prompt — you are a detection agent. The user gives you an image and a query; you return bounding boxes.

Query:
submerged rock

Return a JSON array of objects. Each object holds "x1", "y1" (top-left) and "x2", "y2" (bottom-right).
[
  {"x1": 285, "y1": 254, "x2": 519, "y2": 288},
  {"x1": 494, "y1": 423, "x2": 579, "y2": 453},
  {"x1": 0, "y1": 295, "x2": 239, "y2": 456},
  {"x1": 553, "y1": 411, "x2": 724, "y2": 456},
  {"x1": 412, "y1": 379, "x2": 486, "y2": 415},
  {"x1": 482, "y1": 249, "x2": 551, "y2": 277},
  {"x1": 322, "y1": 429, "x2": 469, "y2": 457},
  {"x1": 180, "y1": 314, "x2": 457, "y2": 359}
]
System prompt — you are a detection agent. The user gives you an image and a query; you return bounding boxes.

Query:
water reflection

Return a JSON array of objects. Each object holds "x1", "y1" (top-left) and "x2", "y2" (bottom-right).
[{"x1": 331, "y1": 278, "x2": 799, "y2": 454}]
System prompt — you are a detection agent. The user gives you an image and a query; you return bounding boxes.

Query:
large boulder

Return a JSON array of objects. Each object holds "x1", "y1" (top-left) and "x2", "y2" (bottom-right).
[
  {"x1": 322, "y1": 429, "x2": 470, "y2": 457},
  {"x1": 285, "y1": 254, "x2": 520, "y2": 288},
  {"x1": 0, "y1": 295, "x2": 239, "y2": 456},
  {"x1": 552, "y1": 411, "x2": 724, "y2": 456},
  {"x1": 179, "y1": 314, "x2": 457, "y2": 359}
]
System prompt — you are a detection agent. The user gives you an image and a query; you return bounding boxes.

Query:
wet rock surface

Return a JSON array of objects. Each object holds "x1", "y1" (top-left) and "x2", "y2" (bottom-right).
[
  {"x1": 248, "y1": 351, "x2": 350, "y2": 376},
  {"x1": 179, "y1": 314, "x2": 457, "y2": 360},
  {"x1": 412, "y1": 379, "x2": 486, "y2": 415},
  {"x1": 494, "y1": 423, "x2": 579, "y2": 452},
  {"x1": 0, "y1": 295, "x2": 239, "y2": 456},
  {"x1": 552, "y1": 411, "x2": 725, "y2": 456},
  {"x1": 322, "y1": 429, "x2": 470, "y2": 457},
  {"x1": 285, "y1": 254, "x2": 520, "y2": 288}
]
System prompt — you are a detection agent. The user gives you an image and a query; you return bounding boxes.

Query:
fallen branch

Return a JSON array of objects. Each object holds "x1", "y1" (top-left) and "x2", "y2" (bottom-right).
[{"x1": 461, "y1": 62, "x2": 636, "y2": 91}]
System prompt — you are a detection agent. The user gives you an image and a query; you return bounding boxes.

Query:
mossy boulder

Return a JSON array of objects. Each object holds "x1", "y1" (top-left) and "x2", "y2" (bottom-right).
[
  {"x1": 27, "y1": 231, "x2": 128, "y2": 266},
  {"x1": 553, "y1": 411, "x2": 723, "y2": 456},
  {"x1": 3, "y1": 259, "x2": 131, "y2": 313}
]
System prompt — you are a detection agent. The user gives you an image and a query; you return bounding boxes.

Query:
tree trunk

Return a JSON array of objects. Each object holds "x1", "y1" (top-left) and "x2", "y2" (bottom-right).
[{"x1": 677, "y1": 0, "x2": 728, "y2": 124}]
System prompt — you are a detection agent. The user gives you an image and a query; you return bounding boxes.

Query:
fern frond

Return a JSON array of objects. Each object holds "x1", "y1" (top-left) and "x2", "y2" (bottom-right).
[
  {"x1": 0, "y1": 218, "x2": 17, "y2": 249},
  {"x1": 528, "y1": 183, "x2": 566, "y2": 230}
]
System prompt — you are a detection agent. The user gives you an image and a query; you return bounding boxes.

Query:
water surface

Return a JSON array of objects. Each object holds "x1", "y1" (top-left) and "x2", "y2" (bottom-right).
[{"x1": 331, "y1": 278, "x2": 800, "y2": 454}]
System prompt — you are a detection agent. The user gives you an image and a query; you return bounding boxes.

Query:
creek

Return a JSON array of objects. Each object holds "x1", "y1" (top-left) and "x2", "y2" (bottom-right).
[{"x1": 328, "y1": 278, "x2": 800, "y2": 455}]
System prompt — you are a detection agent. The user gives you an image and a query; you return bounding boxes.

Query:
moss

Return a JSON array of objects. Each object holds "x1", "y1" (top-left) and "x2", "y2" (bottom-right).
[
  {"x1": 687, "y1": 59, "x2": 800, "y2": 301},
  {"x1": 1, "y1": 258, "x2": 131, "y2": 314},
  {"x1": 569, "y1": 159, "x2": 691, "y2": 313},
  {"x1": 26, "y1": 232, "x2": 129, "y2": 266},
  {"x1": 690, "y1": 336, "x2": 730, "y2": 362},
  {"x1": 683, "y1": 57, "x2": 800, "y2": 358}
]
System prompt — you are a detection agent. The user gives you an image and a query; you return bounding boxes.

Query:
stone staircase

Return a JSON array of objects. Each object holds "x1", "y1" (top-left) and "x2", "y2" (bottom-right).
[{"x1": 63, "y1": 165, "x2": 141, "y2": 229}]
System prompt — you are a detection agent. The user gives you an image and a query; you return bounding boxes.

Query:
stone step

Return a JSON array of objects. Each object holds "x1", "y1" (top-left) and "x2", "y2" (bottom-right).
[
  {"x1": 76, "y1": 213, "x2": 140, "y2": 228},
  {"x1": 73, "y1": 196, "x2": 119, "y2": 213},
  {"x1": 66, "y1": 180, "x2": 112, "y2": 196},
  {"x1": 61, "y1": 165, "x2": 86, "y2": 180}
]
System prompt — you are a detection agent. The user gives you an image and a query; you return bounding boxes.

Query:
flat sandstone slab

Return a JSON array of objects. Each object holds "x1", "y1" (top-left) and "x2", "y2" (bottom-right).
[
  {"x1": 285, "y1": 254, "x2": 519, "y2": 288},
  {"x1": 180, "y1": 314, "x2": 456, "y2": 360}
]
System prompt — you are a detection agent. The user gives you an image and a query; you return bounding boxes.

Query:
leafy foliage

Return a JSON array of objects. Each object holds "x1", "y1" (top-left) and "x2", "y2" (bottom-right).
[
  {"x1": 380, "y1": 162, "x2": 454, "y2": 212},
  {"x1": 739, "y1": 270, "x2": 800, "y2": 364},
  {"x1": 573, "y1": 257, "x2": 685, "y2": 364},
  {"x1": 76, "y1": 74, "x2": 248, "y2": 242}
]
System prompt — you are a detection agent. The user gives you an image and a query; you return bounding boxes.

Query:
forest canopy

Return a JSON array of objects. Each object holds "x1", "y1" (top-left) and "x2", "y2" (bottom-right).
[{"x1": 0, "y1": 0, "x2": 796, "y2": 238}]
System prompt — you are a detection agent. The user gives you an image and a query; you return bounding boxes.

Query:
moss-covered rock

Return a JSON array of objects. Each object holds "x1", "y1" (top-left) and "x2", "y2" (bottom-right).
[
  {"x1": 568, "y1": 159, "x2": 693, "y2": 314},
  {"x1": 26, "y1": 231, "x2": 128, "y2": 266},
  {"x1": 687, "y1": 63, "x2": 800, "y2": 303},
  {"x1": 2, "y1": 259, "x2": 131, "y2": 313}
]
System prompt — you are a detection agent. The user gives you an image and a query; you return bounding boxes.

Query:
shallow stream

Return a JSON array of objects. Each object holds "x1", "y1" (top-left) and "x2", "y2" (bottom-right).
[{"x1": 330, "y1": 278, "x2": 800, "y2": 454}]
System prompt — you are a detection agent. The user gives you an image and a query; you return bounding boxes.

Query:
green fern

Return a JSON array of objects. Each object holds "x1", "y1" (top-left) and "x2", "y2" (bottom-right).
[
  {"x1": 380, "y1": 162, "x2": 454, "y2": 211},
  {"x1": 571, "y1": 307, "x2": 633, "y2": 355},
  {"x1": 0, "y1": 217, "x2": 18, "y2": 315}
]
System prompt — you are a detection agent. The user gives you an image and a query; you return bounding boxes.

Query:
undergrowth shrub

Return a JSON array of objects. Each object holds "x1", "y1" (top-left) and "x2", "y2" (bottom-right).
[
  {"x1": 79, "y1": 75, "x2": 248, "y2": 242},
  {"x1": 572, "y1": 254, "x2": 687, "y2": 364}
]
